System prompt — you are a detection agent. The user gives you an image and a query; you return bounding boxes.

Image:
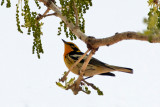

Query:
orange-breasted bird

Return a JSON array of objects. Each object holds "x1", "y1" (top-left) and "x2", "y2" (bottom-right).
[{"x1": 62, "y1": 39, "x2": 133, "y2": 77}]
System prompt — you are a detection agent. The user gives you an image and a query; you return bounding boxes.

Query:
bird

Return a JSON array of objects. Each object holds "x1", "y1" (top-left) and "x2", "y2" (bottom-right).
[{"x1": 62, "y1": 39, "x2": 133, "y2": 77}]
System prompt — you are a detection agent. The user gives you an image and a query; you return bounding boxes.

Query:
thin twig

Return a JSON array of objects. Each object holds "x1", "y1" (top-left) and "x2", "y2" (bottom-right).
[
  {"x1": 37, "y1": 13, "x2": 58, "y2": 21},
  {"x1": 43, "y1": 13, "x2": 57, "y2": 17},
  {"x1": 76, "y1": 50, "x2": 94, "y2": 87},
  {"x1": 82, "y1": 79, "x2": 97, "y2": 90},
  {"x1": 37, "y1": 8, "x2": 50, "y2": 21},
  {"x1": 59, "y1": 49, "x2": 90, "y2": 82}
]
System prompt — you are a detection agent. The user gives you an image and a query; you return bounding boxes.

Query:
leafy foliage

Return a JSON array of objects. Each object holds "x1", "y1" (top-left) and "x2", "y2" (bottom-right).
[
  {"x1": 16, "y1": 4, "x2": 23, "y2": 33},
  {"x1": 34, "y1": 0, "x2": 41, "y2": 9},
  {"x1": 1, "y1": 0, "x2": 11, "y2": 8},
  {"x1": 143, "y1": 0, "x2": 160, "y2": 41},
  {"x1": 16, "y1": 0, "x2": 43, "y2": 58},
  {"x1": 56, "y1": 72, "x2": 103, "y2": 95},
  {"x1": 56, "y1": 75, "x2": 76, "y2": 89},
  {"x1": 58, "y1": 0, "x2": 92, "y2": 40},
  {"x1": 3, "y1": 0, "x2": 93, "y2": 57}
]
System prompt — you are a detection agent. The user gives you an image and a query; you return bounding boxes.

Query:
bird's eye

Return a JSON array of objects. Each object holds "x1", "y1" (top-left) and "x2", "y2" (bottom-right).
[{"x1": 69, "y1": 44, "x2": 74, "y2": 48}]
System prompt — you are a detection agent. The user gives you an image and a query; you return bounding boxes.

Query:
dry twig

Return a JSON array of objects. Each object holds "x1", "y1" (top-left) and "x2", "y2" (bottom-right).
[{"x1": 37, "y1": 8, "x2": 50, "y2": 21}]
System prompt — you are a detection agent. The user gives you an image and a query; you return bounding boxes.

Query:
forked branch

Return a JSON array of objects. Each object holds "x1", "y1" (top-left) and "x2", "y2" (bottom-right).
[
  {"x1": 37, "y1": 8, "x2": 50, "y2": 21},
  {"x1": 38, "y1": 0, "x2": 160, "y2": 50},
  {"x1": 71, "y1": 50, "x2": 95, "y2": 95}
]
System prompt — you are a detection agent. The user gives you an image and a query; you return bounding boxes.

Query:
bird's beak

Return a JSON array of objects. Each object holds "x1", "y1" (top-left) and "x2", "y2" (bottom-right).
[{"x1": 62, "y1": 39, "x2": 67, "y2": 44}]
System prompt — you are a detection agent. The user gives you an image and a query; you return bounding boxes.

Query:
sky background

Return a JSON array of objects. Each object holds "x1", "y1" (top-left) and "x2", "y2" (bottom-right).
[{"x1": 1, "y1": 0, "x2": 160, "y2": 107}]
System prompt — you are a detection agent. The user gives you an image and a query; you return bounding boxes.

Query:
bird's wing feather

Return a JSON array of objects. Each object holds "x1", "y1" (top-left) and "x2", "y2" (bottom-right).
[
  {"x1": 99, "y1": 72, "x2": 115, "y2": 76},
  {"x1": 69, "y1": 51, "x2": 115, "y2": 70},
  {"x1": 69, "y1": 51, "x2": 86, "y2": 63},
  {"x1": 85, "y1": 72, "x2": 116, "y2": 79}
]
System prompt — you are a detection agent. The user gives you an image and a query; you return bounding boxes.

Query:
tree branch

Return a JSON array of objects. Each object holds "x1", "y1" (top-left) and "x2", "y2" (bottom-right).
[
  {"x1": 38, "y1": 0, "x2": 160, "y2": 95},
  {"x1": 85, "y1": 32, "x2": 160, "y2": 49},
  {"x1": 38, "y1": 0, "x2": 87, "y2": 42},
  {"x1": 38, "y1": 0, "x2": 160, "y2": 51}
]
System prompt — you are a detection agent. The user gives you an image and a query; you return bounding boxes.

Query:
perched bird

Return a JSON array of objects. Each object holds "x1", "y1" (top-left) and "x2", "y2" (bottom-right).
[{"x1": 62, "y1": 39, "x2": 133, "y2": 77}]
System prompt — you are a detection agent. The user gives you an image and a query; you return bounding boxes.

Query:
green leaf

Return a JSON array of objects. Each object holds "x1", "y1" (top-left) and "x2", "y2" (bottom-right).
[
  {"x1": 84, "y1": 86, "x2": 91, "y2": 94},
  {"x1": 1, "y1": 0, "x2": 4, "y2": 6},
  {"x1": 6, "y1": 0, "x2": 11, "y2": 8},
  {"x1": 56, "y1": 82, "x2": 65, "y2": 89},
  {"x1": 97, "y1": 89, "x2": 103, "y2": 95},
  {"x1": 68, "y1": 77, "x2": 75, "y2": 85}
]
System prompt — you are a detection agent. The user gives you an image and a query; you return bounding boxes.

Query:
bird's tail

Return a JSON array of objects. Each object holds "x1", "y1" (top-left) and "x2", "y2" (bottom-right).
[{"x1": 108, "y1": 65, "x2": 133, "y2": 74}]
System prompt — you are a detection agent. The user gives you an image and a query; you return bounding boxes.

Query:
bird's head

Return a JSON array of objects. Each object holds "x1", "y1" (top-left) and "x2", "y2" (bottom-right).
[{"x1": 62, "y1": 39, "x2": 81, "y2": 56}]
